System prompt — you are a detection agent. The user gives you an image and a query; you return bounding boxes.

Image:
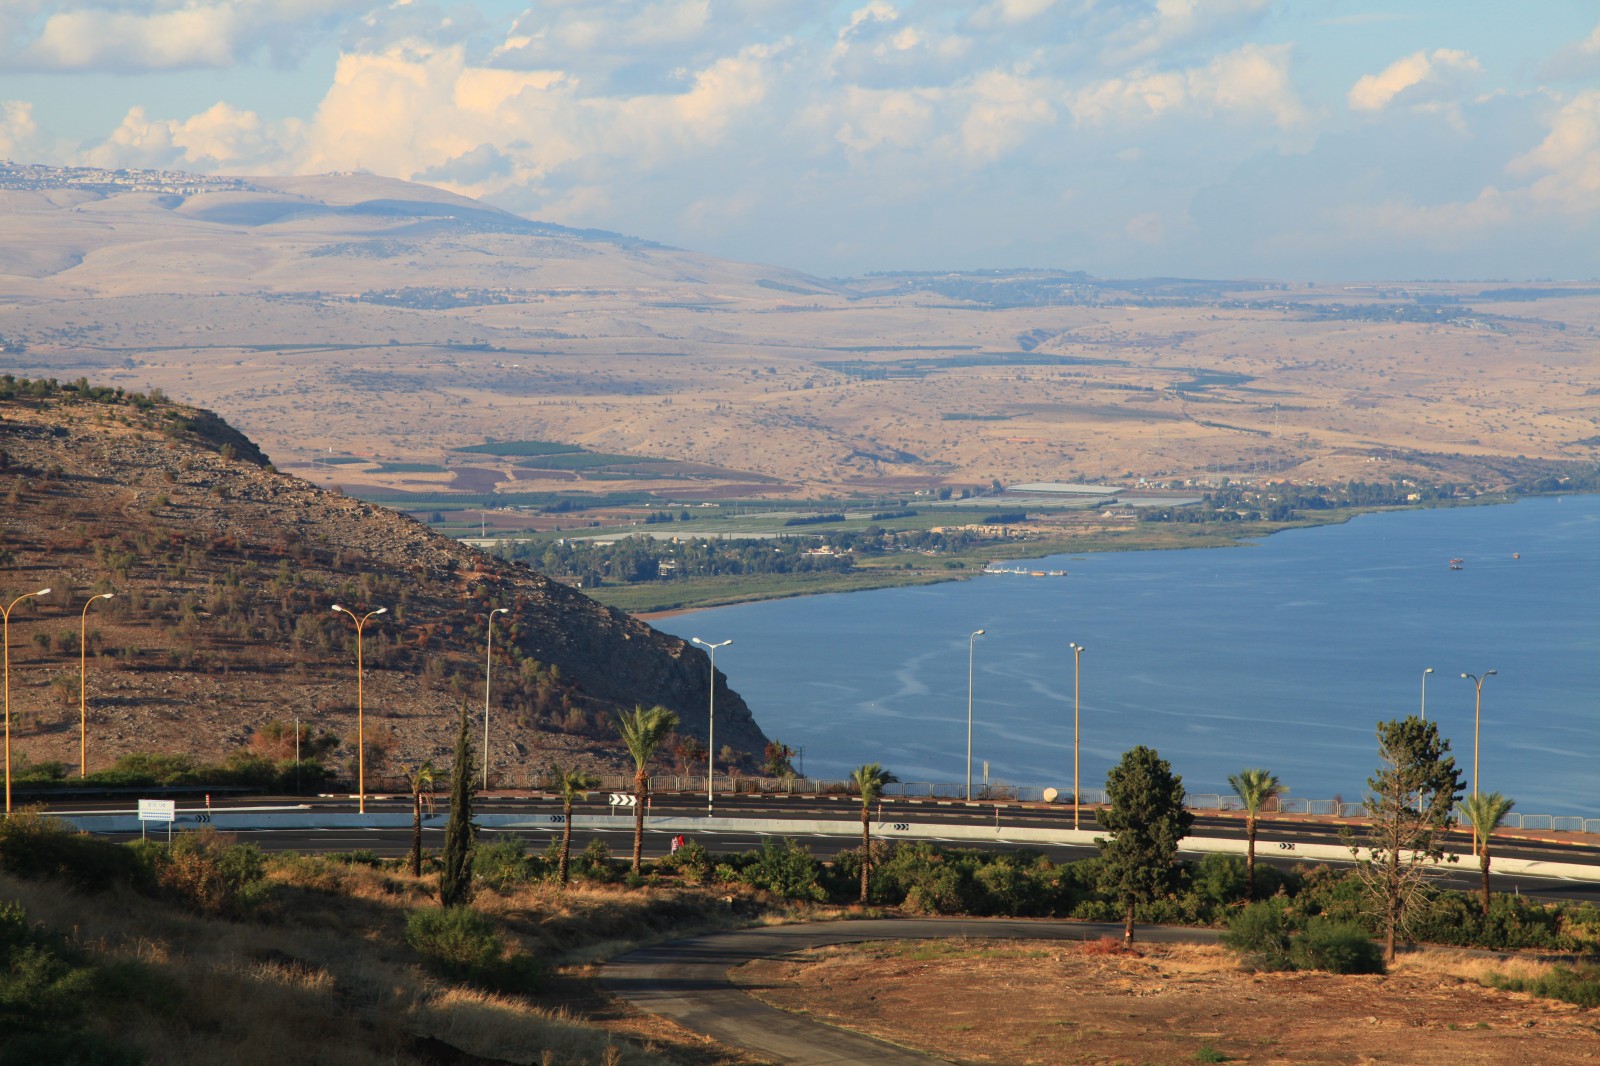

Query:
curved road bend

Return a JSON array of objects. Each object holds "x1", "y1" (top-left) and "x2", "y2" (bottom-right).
[{"x1": 603, "y1": 918, "x2": 1221, "y2": 1066}]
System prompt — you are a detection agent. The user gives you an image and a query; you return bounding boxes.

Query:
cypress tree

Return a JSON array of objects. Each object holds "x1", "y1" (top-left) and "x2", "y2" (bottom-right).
[
  {"x1": 439, "y1": 704, "x2": 477, "y2": 907},
  {"x1": 1097, "y1": 745, "x2": 1193, "y2": 944}
]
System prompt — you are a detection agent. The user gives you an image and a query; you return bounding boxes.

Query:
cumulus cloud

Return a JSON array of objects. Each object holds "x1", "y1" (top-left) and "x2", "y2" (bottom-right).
[
  {"x1": 1347, "y1": 48, "x2": 1483, "y2": 112},
  {"x1": 1104, "y1": 0, "x2": 1272, "y2": 67},
  {"x1": 81, "y1": 102, "x2": 293, "y2": 171},
  {"x1": 1070, "y1": 44, "x2": 1305, "y2": 128},
  {"x1": 15, "y1": 0, "x2": 365, "y2": 73},
  {"x1": 1508, "y1": 89, "x2": 1600, "y2": 215},
  {"x1": 0, "y1": 100, "x2": 42, "y2": 160},
  {"x1": 1539, "y1": 22, "x2": 1600, "y2": 82}
]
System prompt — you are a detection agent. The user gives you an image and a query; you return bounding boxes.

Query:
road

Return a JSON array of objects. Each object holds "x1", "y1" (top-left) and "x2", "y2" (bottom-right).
[{"x1": 48, "y1": 789, "x2": 1600, "y2": 904}]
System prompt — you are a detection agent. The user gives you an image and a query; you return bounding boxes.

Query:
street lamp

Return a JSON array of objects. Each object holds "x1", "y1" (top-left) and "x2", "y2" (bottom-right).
[
  {"x1": 1419, "y1": 667, "x2": 1434, "y2": 721},
  {"x1": 1460, "y1": 670, "x2": 1496, "y2": 799},
  {"x1": 483, "y1": 607, "x2": 510, "y2": 791},
  {"x1": 1069, "y1": 641, "x2": 1086, "y2": 830},
  {"x1": 332, "y1": 604, "x2": 386, "y2": 814},
  {"x1": 80, "y1": 593, "x2": 114, "y2": 777},
  {"x1": 691, "y1": 637, "x2": 732, "y2": 813},
  {"x1": 966, "y1": 628, "x2": 985, "y2": 801},
  {"x1": 3, "y1": 587, "x2": 50, "y2": 815}
]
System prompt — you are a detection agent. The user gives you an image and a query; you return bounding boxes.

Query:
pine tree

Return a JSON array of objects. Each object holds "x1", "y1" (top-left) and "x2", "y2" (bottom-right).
[
  {"x1": 439, "y1": 705, "x2": 477, "y2": 907},
  {"x1": 1346, "y1": 717, "x2": 1463, "y2": 961},
  {"x1": 1097, "y1": 745, "x2": 1193, "y2": 944}
]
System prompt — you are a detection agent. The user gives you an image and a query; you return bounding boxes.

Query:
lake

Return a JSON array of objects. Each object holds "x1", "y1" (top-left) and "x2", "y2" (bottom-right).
[{"x1": 654, "y1": 494, "x2": 1600, "y2": 818}]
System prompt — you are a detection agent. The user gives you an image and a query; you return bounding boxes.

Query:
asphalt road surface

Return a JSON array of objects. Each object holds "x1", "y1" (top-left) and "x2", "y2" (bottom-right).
[{"x1": 58, "y1": 789, "x2": 1600, "y2": 904}]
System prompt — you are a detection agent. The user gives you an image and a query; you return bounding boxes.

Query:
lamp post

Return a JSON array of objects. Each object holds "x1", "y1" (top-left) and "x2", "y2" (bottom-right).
[
  {"x1": 1460, "y1": 670, "x2": 1496, "y2": 799},
  {"x1": 482, "y1": 607, "x2": 509, "y2": 791},
  {"x1": 79, "y1": 593, "x2": 114, "y2": 778},
  {"x1": 1419, "y1": 666, "x2": 1434, "y2": 721},
  {"x1": 332, "y1": 604, "x2": 386, "y2": 814},
  {"x1": 691, "y1": 637, "x2": 732, "y2": 813},
  {"x1": 1069, "y1": 641, "x2": 1085, "y2": 830},
  {"x1": 966, "y1": 628, "x2": 985, "y2": 801},
  {"x1": 3, "y1": 587, "x2": 51, "y2": 815}
]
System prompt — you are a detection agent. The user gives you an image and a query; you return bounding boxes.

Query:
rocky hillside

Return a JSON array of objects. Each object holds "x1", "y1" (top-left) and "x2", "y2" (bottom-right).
[{"x1": 0, "y1": 376, "x2": 768, "y2": 783}]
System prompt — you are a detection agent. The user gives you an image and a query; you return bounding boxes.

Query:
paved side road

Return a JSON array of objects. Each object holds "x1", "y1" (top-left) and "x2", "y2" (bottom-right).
[{"x1": 602, "y1": 918, "x2": 1222, "y2": 1065}]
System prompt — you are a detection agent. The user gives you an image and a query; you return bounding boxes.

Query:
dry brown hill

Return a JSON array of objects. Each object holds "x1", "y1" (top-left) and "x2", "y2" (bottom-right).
[
  {"x1": 1, "y1": 162, "x2": 1597, "y2": 503},
  {"x1": 0, "y1": 378, "x2": 767, "y2": 784}
]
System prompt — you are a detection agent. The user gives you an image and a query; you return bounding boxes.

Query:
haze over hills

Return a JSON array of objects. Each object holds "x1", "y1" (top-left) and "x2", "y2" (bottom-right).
[
  {"x1": 0, "y1": 379, "x2": 766, "y2": 779},
  {"x1": 1, "y1": 162, "x2": 1597, "y2": 506}
]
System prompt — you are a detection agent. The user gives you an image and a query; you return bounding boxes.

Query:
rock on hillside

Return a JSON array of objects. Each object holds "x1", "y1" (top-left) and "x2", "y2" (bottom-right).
[{"x1": 0, "y1": 378, "x2": 768, "y2": 780}]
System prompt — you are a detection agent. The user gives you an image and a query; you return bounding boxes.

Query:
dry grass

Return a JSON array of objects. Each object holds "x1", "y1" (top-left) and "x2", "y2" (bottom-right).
[
  {"x1": 0, "y1": 853, "x2": 785, "y2": 1066},
  {"x1": 738, "y1": 938, "x2": 1600, "y2": 1065}
]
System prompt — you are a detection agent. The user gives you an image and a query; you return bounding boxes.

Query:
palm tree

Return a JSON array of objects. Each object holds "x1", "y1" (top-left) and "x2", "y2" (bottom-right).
[
  {"x1": 615, "y1": 704, "x2": 680, "y2": 873},
  {"x1": 850, "y1": 762, "x2": 898, "y2": 904},
  {"x1": 1228, "y1": 768, "x2": 1286, "y2": 900},
  {"x1": 1460, "y1": 791, "x2": 1515, "y2": 916},
  {"x1": 403, "y1": 760, "x2": 437, "y2": 878},
  {"x1": 553, "y1": 763, "x2": 601, "y2": 885}
]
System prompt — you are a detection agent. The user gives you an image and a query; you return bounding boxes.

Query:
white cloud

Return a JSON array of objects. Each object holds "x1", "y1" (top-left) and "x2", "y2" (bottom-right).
[
  {"x1": 1104, "y1": 0, "x2": 1272, "y2": 67},
  {"x1": 1539, "y1": 21, "x2": 1600, "y2": 82},
  {"x1": 1347, "y1": 48, "x2": 1483, "y2": 112},
  {"x1": 1069, "y1": 44, "x2": 1304, "y2": 129},
  {"x1": 969, "y1": 0, "x2": 1057, "y2": 30},
  {"x1": 18, "y1": 1, "x2": 364, "y2": 73},
  {"x1": 81, "y1": 101, "x2": 292, "y2": 172},
  {"x1": 1508, "y1": 89, "x2": 1600, "y2": 215},
  {"x1": 956, "y1": 69, "x2": 1056, "y2": 162},
  {"x1": 0, "y1": 100, "x2": 41, "y2": 160}
]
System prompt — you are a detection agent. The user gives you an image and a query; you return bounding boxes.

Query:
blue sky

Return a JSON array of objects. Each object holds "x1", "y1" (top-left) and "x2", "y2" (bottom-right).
[{"x1": 2, "y1": 1, "x2": 1596, "y2": 280}]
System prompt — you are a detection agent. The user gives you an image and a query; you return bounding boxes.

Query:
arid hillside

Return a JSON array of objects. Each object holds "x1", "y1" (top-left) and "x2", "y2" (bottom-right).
[
  {"x1": 0, "y1": 380, "x2": 767, "y2": 781},
  {"x1": 1, "y1": 163, "x2": 1596, "y2": 502}
]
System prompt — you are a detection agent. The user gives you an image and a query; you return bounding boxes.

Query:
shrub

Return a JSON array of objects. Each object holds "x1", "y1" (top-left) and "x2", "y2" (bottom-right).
[
  {"x1": 572, "y1": 838, "x2": 618, "y2": 883},
  {"x1": 0, "y1": 809, "x2": 145, "y2": 893},
  {"x1": 1486, "y1": 963, "x2": 1600, "y2": 1009},
  {"x1": 134, "y1": 829, "x2": 268, "y2": 916},
  {"x1": 1221, "y1": 902, "x2": 1292, "y2": 972},
  {"x1": 1288, "y1": 918, "x2": 1385, "y2": 975},
  {"x1": 0, "y1": 901, "x2": 146, "y2": 1064},
  {"x1": 404, "y1": 906, "x2": 543, "y2": 994},
  {"x1": 657, "y1": 839, "x2": 713, "y2": 884},
  {"x1": 473, "y1": 836, "x2": 541, "y2": 892},
  {"x1": 741, "y1": 838, "x2": 825, "y2": 902}
]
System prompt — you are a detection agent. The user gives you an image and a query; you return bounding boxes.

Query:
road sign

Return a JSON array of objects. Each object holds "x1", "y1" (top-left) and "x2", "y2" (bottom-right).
[
  {"x1": 608, "y1": 793, "x2": 637, "y2": 807},
  {"x1": 138, "y1": 799, "x2": 176, "y2": 823}
]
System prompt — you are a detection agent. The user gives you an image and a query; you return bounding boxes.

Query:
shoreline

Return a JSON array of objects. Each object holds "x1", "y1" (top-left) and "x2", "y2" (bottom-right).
[{"x1": 624, "y1": 492, "x2": 1547, "y2": 620}]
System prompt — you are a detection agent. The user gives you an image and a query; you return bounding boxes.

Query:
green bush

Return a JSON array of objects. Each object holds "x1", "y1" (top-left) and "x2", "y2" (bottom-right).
[
  {"x1": 406, "y1": 906, "x2": 502, "y2": 979},
  {"x1": 656, "y1": 839, "x2": 713, "y2": 884},
  {"x1": 572, "y1": 838, "x2": 618, "y2": 883},
  {"x1": 132, "y1": 830, "x2": 268, "y2": 916},
  {"x1": 0, "y1": 901, "x2": 147, "y2": 1064},
  {"x1": 404, "y1": 906, "x2": 542, "y2": 994},
  {"x1": 741, "y1": 838, "x2": 825, "y2": 902},
  {"x1": 1486, "y1": 963, "x2": 1600, "y2": 1009},
  {"x1": 0, "y1": 810, "x2": 145, "y2": 893},
  {"x1": 473, "y1": 836, "x2": 541, "y2": 892},
  {"x1": 1288, "y1": 918, "x2": 1385, "y2": 975},
  {"x1": 1221, "y1": 902, "x2": 1292, "y2": 972}
]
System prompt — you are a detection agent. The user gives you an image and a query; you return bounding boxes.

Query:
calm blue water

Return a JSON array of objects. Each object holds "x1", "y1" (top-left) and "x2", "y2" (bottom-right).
[{"x1": 656, "y1": 495, "x2": 1600, "y2": 817}]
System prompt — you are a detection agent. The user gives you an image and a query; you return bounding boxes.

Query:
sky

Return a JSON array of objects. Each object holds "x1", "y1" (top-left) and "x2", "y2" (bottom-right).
[{"x1": 1, "y1": 1, "x2": 1597, "y2": 281}]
